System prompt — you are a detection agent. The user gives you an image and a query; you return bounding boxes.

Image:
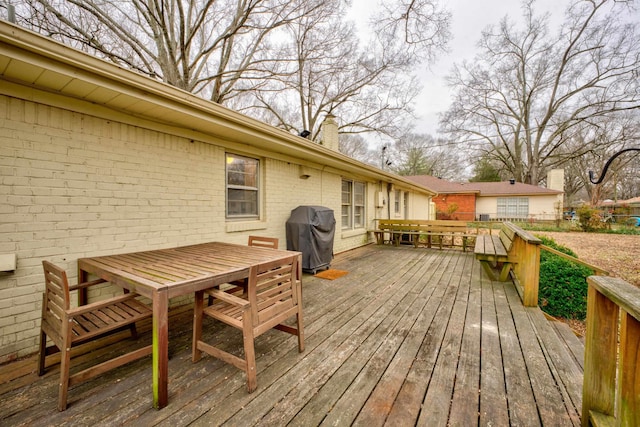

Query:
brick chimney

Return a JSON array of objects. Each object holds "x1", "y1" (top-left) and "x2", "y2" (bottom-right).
[
  {"x1": 321, "y1": 114, "x2": 339, "y2": 152},
  {"x1": 547, "y1": 169, "x2": 564, "y2": 192}
]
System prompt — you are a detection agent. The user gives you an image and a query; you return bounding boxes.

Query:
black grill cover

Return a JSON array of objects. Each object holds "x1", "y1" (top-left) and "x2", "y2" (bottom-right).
[{"x1": 286, "y1": 206, "x2": 335, "y2": 273}]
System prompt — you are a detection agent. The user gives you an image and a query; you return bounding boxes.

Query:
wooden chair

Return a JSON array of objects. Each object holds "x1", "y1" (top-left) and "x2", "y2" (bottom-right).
[
  {"x1": 247, "y1": 235, "x2": 279, "y2": 249},
  {"x1": 38, "y1": 261, "x2": 153, "y2": 411},
  {"x1": 193, "y1": 254, "x2": 304, "y2": 392},
  {"x1": 207, "y1": 235, "x2": 280, "y2": 305}
]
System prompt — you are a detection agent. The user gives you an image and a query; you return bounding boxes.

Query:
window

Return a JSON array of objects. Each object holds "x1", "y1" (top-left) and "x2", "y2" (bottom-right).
[
  {"x1": 342, "y1": 179, "x2": 366, "y2": 229},
  {"x1": 226, "y1": 154, "x2": 259, "y2": 218},
  {"x1": 394, "y1": 190, "x2": 401, "y2": 214},
  {"x1": 497, "y1": 197, "x2": 529, "y2": 218}
]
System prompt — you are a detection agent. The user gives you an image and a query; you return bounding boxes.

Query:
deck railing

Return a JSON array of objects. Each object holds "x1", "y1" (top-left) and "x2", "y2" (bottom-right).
[
  {"x1": 582, "y1": 275, "x2": 640, "y2": 427},
  {"x1": 506, "y1": 227, "x2": 639, "y2": 425},
  {"x1": 509, "y1": 228, "x2": 608, "y2": 307},
  {"x1": 504, "y1": 222, "x2": 541, "y2": 307}
]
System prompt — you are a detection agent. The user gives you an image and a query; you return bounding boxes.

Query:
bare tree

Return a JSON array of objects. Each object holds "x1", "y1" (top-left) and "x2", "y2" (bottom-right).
[
  {"x1": 17, "y1": 0, "x2": 451, "y2": 144},
  {"x1": 18, "y1": 0, "x2": 308, "y2": 104},
  {"x1": 386, "y1": 133, "x2": 467, "y2": 179},
  {"x1": 555, "y1": 111, "x2": 640, "y2": 204},
  {"x1": 338, "y1": 134, "x2": 380, "y2": 167},
  {"x1": 441, "y1": 0, "x2": 640, "y2": 185},
  {"x1": 236, "y1": 0, "x2": 451, "y2": 140}
]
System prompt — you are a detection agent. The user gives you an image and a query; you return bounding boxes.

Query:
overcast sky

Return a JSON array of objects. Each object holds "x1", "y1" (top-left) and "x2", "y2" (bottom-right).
[{"x1": 349, "y1": 0, "x2": 571, "y2": 136}]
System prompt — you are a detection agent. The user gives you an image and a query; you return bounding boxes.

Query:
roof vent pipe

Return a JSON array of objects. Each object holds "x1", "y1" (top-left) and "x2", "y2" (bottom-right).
[{"x1": 509, "y1": 179, "x2": 515, "y2": 185}]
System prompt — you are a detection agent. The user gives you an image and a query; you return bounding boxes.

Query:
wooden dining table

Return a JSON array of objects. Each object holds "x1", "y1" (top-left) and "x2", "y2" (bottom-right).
[{"x1": 77, "y1": 241, "x2": 302, "y2": 409}]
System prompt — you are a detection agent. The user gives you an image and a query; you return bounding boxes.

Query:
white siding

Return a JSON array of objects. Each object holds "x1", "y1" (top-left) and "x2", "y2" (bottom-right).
[{"x1": 476, "y1": 195, "x2": 562, "y2": 220}]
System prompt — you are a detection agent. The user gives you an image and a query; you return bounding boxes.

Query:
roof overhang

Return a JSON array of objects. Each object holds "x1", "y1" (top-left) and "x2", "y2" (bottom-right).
[{"x1": 0, "y1": 22, "x2": 435, "y2": 196}]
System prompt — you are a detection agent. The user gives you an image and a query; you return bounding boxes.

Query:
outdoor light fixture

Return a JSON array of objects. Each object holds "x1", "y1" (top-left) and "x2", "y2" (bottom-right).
[{"x1": 589, "y1": 148, "x2": 640, "y2": 184}]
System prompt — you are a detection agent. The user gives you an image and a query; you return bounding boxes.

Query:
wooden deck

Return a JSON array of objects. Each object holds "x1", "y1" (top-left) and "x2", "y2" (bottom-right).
[{"x1": 0, "y1": 245, "x2": 584, "y2": 426}]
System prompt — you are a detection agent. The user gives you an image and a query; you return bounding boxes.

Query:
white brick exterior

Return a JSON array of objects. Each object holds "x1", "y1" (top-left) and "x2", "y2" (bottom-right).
[
  {"x1": 0, "y1": 23, "x2": 434, "y2": 362},
  {"x1": 0, "y1": 95, "x2": 432, "y2": 362}
]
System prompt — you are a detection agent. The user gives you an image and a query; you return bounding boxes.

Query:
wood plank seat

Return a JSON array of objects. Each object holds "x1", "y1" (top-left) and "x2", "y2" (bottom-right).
[
  {"x1": 193, "y1": 254, "x2": 304, "y2": 393},
  {"x1": 38, "y1": 261, "x2": 153, "y2": 411},
  {"x1": 370, "y1": 219, "x2": 476, "y2": 251},
  {"x1": 474, "y1": 223, "x2": 516, "y2": 281}
]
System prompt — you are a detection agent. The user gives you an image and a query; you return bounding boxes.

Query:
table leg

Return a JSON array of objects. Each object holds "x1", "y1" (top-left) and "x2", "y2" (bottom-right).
[
  {"x1": 77, "y1": 268, "x2": 89, "y2": 305},
  {"x1": 152, "y1": 290, "x2": 169, "y2": 409}
]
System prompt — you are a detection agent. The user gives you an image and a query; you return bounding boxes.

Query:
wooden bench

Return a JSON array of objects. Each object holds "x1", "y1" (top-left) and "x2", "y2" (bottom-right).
[
  {"x1": 370, "y1": 219, "x2": 476, "y2": 251},
  {"x1": 474, "y1": 222, "x2": 540, "y2": 282}
]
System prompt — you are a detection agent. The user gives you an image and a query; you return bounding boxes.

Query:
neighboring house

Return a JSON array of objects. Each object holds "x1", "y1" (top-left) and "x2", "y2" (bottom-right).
[
  {"x1": 600, "y1": 196, "x2": 640, "y2": 219},
  {"x1": 404, "y1": 176, "x2": 478, "y2": 221},
  {"x1": 407, "y1": 172, "x2": 564, "y2": 221},
  {"x1": 470, "y1": 179, "x2": 563, "y2": 221},
  {"x1": 0, "y1": 23, "x2": 435, "y2": 363}
]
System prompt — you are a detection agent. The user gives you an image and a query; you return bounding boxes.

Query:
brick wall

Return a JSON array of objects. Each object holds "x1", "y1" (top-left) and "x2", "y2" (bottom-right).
[
  {"x1": 0, "y1": 94, "x2": 425, "y2": 362},
  {"x1": 432, "y1": 193, "x2": 476, "y2": 221},
  {"x1": 1, "y1": 96, "x2": 231, "y2": 361}
]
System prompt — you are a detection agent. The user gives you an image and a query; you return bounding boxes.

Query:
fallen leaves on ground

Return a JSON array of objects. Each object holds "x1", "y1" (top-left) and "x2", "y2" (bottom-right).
[
  {"x1": 534, "y1": 231, "x2": 639, "y2": 336},
  {"x1": 535, "y1": 231, "x2": 639, "y2": 287}
]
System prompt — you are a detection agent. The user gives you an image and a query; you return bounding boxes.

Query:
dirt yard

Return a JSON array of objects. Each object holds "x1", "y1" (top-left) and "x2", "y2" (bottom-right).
[
  {"x1": 533, "y1": 231, "x2": 639, "y2": 334},
  {"x1": 533, "y1": 231, "x2": 640, "y2": 287}
]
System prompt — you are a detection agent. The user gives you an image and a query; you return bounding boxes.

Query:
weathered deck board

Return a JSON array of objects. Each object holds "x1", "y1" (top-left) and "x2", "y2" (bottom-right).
[
  {"x1": 0, "y1": 245, "x2": 584, "y2": 426},
  {"x1": 448, "y1": 258, "x2": 482, "y2": 425},
  {"x1": 479, "y1": 264, "x2": 510, "y2": 426},
  {"x1": 494, "y1": 281, "x2": 541, "y2": 426}
]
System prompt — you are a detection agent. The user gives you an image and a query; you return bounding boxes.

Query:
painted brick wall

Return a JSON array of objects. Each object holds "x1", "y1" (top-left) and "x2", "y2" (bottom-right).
[
  {"x1": 0, "y1": 95, "x2": 422, "y2": 362},
  {"x1": 433, "y1": 193, "x2": 476, "y2": 221},
  {"x1": 0, "y1": 96, "x2": 233, "y2": 361}
]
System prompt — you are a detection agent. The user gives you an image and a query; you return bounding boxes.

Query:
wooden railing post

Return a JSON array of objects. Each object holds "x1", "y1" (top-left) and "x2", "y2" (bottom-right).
[
  {"x1": 618, "y1": 312, "x2": 640, "y2": 425},
  {"x1": 582, "y1": 285, "x2": 619, "y2": 426},
  {"x1": 504, "y1": 222, "x2": 541, "y2": 307},
  {"x1": 519, "y1": 238, "x2": 540, "y2": 307},
  {"x1": 583, "y1": 275, "x2": 640, "y2": 427}
]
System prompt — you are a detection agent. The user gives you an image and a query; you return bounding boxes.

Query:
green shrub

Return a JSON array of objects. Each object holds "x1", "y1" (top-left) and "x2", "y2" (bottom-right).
[
  {"x1": 576, "y1": 206, "x2": 606, "y2": 232},
  {"x1": 537, "y1": 236, "x2": 593, "y2": 320}
]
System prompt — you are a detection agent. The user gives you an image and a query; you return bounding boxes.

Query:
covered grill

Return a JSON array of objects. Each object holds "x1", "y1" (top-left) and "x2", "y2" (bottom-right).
[{"x1": 286, "y1": 206, "x2": 336, "y2": 274}]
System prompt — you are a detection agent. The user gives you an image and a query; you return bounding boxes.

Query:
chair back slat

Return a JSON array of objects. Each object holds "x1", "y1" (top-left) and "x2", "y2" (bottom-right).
[
  {"x1": 247, "y1": 236, "x2": 279, "y2": 249},
  {"x1": 43, "y1": 261, "x2": 71, "y2": 310},
  {"x1": 42, "y1": 261, "x2": 71, "y2": 335},
  {"x1": 248, "y1": 256, "x2": 297, "y2": 327},
  {"x1": 47, "y1": 293, "x2": 67, "y2": 322}
]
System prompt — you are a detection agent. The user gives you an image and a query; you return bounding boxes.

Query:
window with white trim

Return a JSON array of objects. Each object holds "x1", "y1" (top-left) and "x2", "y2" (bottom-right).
[
  {"x1": 342, "y1": 179, "x2": 366, "y2": 229},
  {"x1": 497, "y1": 197, "x2": 529, "y2": 218},
  {"x1": 226, "y1": 153, "x2": 259, "y2": 218}
]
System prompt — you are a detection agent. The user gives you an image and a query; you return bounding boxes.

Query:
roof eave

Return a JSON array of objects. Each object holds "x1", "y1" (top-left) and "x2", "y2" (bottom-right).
[{"x1": 0, "y1": 22, "x2": 435, "y2": 197}]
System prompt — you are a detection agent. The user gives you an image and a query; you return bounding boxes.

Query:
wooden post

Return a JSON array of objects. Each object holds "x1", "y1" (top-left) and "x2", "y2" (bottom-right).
[
  {"x1": 582, "y1": 283, "x2": 620, "y2": 426},
  {"x1": 520, "y1": 240, "x2": 540, "y2": 307},
  {"x1": 618, "y1": 312, "x2": 640, "y2": 426},
  {"x1": 506, "y1": 223, "x2": 540, "y2": 307}
]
